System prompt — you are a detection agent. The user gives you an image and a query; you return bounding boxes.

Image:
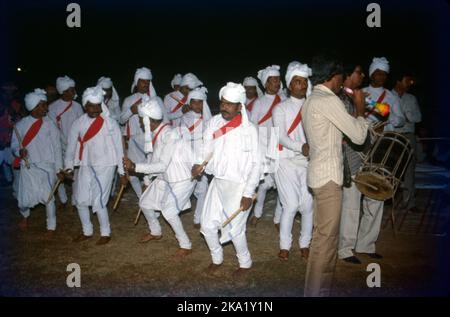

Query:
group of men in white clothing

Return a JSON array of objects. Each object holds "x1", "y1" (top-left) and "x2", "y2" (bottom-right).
[{"x1": 10, "y1": 55, "x2": 421, "y2": 292}]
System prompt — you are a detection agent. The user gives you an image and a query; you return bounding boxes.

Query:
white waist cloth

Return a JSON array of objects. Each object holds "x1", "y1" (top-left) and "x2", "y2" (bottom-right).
[
  {"x1": 201, "y1": 178, "x2": 250, "y2": 244},
  {"x1": 18, "y1": 162, "x2": 56, "y2": 209}
]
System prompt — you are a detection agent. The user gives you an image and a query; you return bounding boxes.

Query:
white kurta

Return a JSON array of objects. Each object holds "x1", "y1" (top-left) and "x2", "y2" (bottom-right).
[
  {"x1": 11, "y1": 116, "x2": 63, "y2": 209},
  {"x1": 65, "y1": 113, "x2": 124, "y2": 210},
  {"x1": 179, "y1": 110, "x2": 209, "y2": 224},
  {"x1": 362, "y1": 86, "x2": 405, "y2": 131},
  {"x1": 272, "y1": 96, "x2": 313, "y2": 249},
  {"x1": 47, "y1": 98, "x2": 84, "y2": 147},
  {"x1": 199, "y1": 114, "x2": 260, "y2": 244},
  {"x1": 136, "y1": 124, "x2": 195, "y2": 219},
  {"x1": 163, "y1": 90, "x2": 186, "y2": 126}
]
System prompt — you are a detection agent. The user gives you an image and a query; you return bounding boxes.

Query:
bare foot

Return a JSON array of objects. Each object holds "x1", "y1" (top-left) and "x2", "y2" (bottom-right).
[
  {"x1": 274, "y1": 223, "x2": 280, "y2": 232},
  {"x1": 96, "y1": 236, "x2": 111, "y2": 245},
  {"x1": 18, "y1": 218, "x2": 28, "y2": 231},
  {"x1": 300, "y1": 248, "x2": 310, "y2": 261},
  {"x1": 232, "y1": 267, "x2": 251, "y2": 279},
  {"x1": 249, "y1": 216, "x2": 259, "y2": 227},
  {"x1": 171, "y1": 248, "x2": 192, "y2": 261},
  {"x1": 278, "y1": 249, "x2": 289, "y2": 261},
  {"x1": 43, "y1": 230, "x2": 55, "y2": 240},
  {"x1": 205, "y1": 263, "x2": 222, "y2": 275},
  {"x1": 139, "y1": 233, "x2": 162, "y2": 243},
  {"x1": 193, "y1": 223, "x2": 201, "y2": 229}
]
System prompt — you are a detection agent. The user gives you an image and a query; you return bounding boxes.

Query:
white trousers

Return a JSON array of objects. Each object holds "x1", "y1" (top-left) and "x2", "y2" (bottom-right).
[
  {"x1": 274, "y1": 158, "x2": 313, "y2": 250},
  {"x1": 338, "y1": 179, "x2": 384, "y2": 258},
  {"x1": 77, "y1": 205, "x2": 110, "y2": 237},
  {"x1": 254, "y1": 173, "x2": 282, "y2": 224},
  {"x1": 201, "y1": 178, "x2": 252, "y2": 268},
  {"x1": 193, "y1": 175, "x2": 208, "y2": 225}
]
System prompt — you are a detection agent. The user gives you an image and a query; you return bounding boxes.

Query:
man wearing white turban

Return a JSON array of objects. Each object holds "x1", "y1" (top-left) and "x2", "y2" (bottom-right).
[
  {"x1": 171, "y1": 73, "x2": 183, "y2": 91},
  {"x1": 48, "y1": 75, "x2": 84, "y2": 208},
  {"x1": 163, "y1": 73, "x2": 203, "y2": 126},
  {"x1": 178, "y1": 87, "x2": 212, "y2": 227},
  {"x1": 97, "y1": 76, "x2": 121, "y2": 123},
  {"x1": 242, "y1": 76, "x2": 263, "y2": 114},
  {"x1": 64, "y1": 86, "x2": 127, "y2": 245},
  {"x1": 362, "y1": 57, "x2": 405, "y2": 131},
  {"x1": 120, "y1": 67, "x2": 162, "y2": 200},
  {"x1": 249, "y1": 65, "x2": 284, "y2": 228},
  {"x1": 271, "y1": 62, "x2": 314, "y2": 261},
  {"x1": 192, "y1": 82, "x2": 260, "y2": 276},
  {"x1": 11, "y1": 89, "x2": 63, "y2": 237},
  {"x1": 124, "y1": 97, "x2": 196, "y2": 259}
]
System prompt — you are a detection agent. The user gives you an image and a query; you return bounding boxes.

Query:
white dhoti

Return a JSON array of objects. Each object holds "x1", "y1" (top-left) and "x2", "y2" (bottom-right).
[
  {"x1": 253, "y1": 173, "x2": 282, "y2": 223},
  {"x1": 200, "y1": 178, "x2": 252, "y2": 268},
  {"x1": 139, "y1": 177, "x2": 195, "y2": 249},
  {"x1": 73, "y1": 165, "x2": 115, "y2": 237},
  {"x1": 17, "y1": 162, "x2": 57, "y2": 230},
  {"x1": 274, "y1": 157, "x2": 313, "y2": 250}
]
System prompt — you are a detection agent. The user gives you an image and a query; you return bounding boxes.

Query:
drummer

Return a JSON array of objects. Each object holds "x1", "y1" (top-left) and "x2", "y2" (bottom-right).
[{"x1": 337, "y1": 62, "x2": 385, "y2": 265}]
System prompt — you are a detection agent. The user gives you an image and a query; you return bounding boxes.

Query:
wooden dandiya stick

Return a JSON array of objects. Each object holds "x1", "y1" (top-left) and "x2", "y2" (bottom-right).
[
  {"x1": 191, "y1": 152, "x2": 213, "y2": 181},
  {"x1": 46, "y1": 169, "x2": 72, "y2": 204},
  {"x1": 13, "y1": 125, "x2": 30, "y2": 169},
  {"x1": 113, "y1": 137, "x2": 130, "y2": 211},
  {"x1": 134, "y1": 208, "x2": 142, "y2": 226},
  {"x1": 222, "y1": 194, "x2": 257, "y2": 228}
]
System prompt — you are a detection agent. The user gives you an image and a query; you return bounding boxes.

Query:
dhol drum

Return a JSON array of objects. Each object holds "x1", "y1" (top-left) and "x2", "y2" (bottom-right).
[{"x1": 354, "y1": 132, "x2": 412, "y2": 201}]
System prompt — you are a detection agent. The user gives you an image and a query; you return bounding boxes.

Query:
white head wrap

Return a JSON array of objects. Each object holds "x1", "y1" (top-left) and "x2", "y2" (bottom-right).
[
  {"x1": 171, "y1": 73, "x2": 183, "y2": 89},
  {"x1": 187, "y1": 86, "x2": 212, "y2": 120},
  {"x1": 130, "y1": 67, "x2": 157, "y2": 97},
  {"x1": 56, "y1": 75, "x2": 75, "y2": 95},
  {"x1": 82, "y1": 86, "x2": 110, "y2": 117},
  {"x1": 219, "y1": 82, "x2": 250, "y2": 127},
  {"x1": 243, "y1": 76, "x2": 263, "y2": 98},
  {"x1": 369, "y1": 57, "x2": 390, "y2": 77},
  {"x1": 25, "y1": 88, "x2": 47, "y2": 112},
  {"x1": 180, "y1": 73, "x2": 203, "y2": 89},
  {"x1": 97, "y1": 76, "x2": 119, "y2": 103},
  {"x1": 138, "y1": 96, "x2": 163, "y2": 153},
  {"x1": 285, "y1": 61, "x2": 313, "y2": 97},
  {"x1": 257, "y1": 65, "x2": 281, "y2": 88}
]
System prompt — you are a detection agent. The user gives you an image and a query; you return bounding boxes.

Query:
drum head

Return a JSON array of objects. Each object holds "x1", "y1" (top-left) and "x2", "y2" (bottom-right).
[{"x1": 354, "y1": 172, "x2": 393, "y2": 201}]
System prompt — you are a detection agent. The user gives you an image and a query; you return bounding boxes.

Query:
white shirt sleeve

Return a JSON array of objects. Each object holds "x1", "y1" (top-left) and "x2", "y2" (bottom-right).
[
  {"x1": 134, "y1": 132, "x2": 177, "y2": 175},
  {"x1": 272, "y1": 106, "x2": 303, "y2": 153},
  {"x1": 64, "y1": 119, "x2": 79, "y2": 170}
]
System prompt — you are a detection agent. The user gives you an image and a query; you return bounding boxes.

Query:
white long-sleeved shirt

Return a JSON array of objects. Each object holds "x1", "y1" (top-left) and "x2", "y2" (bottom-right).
[
  {"x1": 119, "y1": 93, "x2": 147, "y2": 137},
  {"x1": 302, "y1": 84, "x2": 369, "y2": 188},
  {"x1": 362, "y1": 85, "x2": 405, "y2": 132},
  {"x1": 163, "y1": 90, "x2": 186, "y2": 125},
  {"x1": 272, "y1": 96, "x2": 308, "y2": 160},
  {"x1": 391, "y1": 90, "x2": 422, "y2": 133},
  {"x1": 11, "y1": 116, "x2": 63, "y2": 171},
  {"x1": 47, "y1": 98, "x2": 84, "y2": 145},
  {"x1": 135, "y1": 123, "x2": 192, "y2": 183},
  {"x1": 64, "y1": 113, "x2": 124, "y2": 175},
  {"x1": 199, "y1": 114, "x2": 261, "y2": 198},
  {"x1": 178, "y1": 111, "x2": 206, "y2": 162}
]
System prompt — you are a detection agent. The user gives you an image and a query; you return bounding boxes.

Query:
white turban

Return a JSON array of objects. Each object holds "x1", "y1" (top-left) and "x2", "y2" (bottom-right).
[
  {"x1": 285, "y1": 61, "x2": 313, "y2": 97},
  {"x1": 97, "y1": 76, "x2": 119, "y2": 103},
  {"x1": 138, "y1": 96, "x2": 164, "y2": 153},
  {"x1": 243, "y1": 76, "x2": 263, "y2": 98},
  {"x1": 82, "y1": 86, "x2": 110, "y2": 117},
  {"x1": 25, "y1": 88, "x2": 47, "y2": 111},
  {"x1": 219, "y1": 82, "x2": 250, "y2": 126},
  {"x1": 180, "y1": 73, "x2": 203, "y2": 89},
  {"x1": 188, "y1": 87, "x2": 212, "y2": 120},
  {"x1": 171, "y1": 73, "x2": 183, "y2": 89},
  {"x1": 257, "y1": 65, "x2": 280, "y2": 87},
  {"x1": 56, "y1": 75, "x2": 75, "y2": 95},
  {"x1": 131, "y1": 67, "x2": 157, "y2": 97},
  {"x1": 369, "y1": 57, "x2": 390, "y2": 77}
]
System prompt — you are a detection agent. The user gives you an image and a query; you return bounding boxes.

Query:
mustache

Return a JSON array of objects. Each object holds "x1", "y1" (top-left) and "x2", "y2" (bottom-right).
[{"x1": 220, "y1": 110, "x2": 229, "y2": 115}]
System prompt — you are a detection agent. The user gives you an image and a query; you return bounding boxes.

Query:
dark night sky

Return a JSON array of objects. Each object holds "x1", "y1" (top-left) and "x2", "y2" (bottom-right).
[{"x1": 1, "y1": 0, "x2": 449, "y2": 135}]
